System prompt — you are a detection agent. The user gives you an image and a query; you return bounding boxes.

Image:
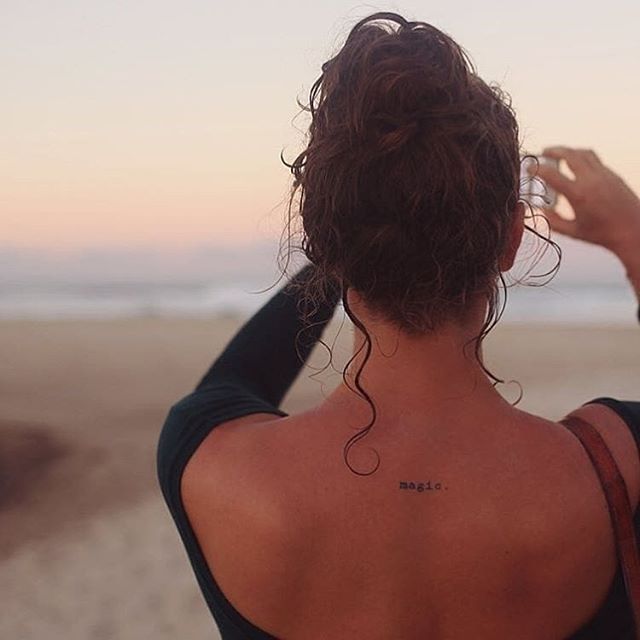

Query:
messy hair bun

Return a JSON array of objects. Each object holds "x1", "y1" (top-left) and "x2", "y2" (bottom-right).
[{"x1": 278, "y1": 11, "x2": 559, "y2": 475}]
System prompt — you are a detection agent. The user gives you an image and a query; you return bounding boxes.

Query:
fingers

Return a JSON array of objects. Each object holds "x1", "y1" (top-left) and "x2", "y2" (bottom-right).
[
  {"x1": 583, "y1": 149, "x2": 602, "y2": 169},
  {"x1": 533, "y1": 162, "x2": 579, "y2": 201},
  {"x1": 541, "y1": 145, "x2": 601, "y2": 175},
  {"x1": 541, "y1": 207, "x2": 577, "y2": 238}
]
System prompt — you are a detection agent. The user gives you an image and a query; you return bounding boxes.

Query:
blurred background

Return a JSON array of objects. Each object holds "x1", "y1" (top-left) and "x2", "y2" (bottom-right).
[{"x1": 2, "y1": 1, "x2": 639, "y2": 638}]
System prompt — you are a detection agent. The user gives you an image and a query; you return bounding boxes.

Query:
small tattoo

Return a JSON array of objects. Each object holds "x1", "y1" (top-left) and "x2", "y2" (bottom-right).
[{"x1": 398, "y1": 480, "x2": 446, "y2": 492}]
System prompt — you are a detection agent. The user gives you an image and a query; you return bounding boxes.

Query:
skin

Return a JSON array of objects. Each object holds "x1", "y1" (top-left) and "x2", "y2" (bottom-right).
[
  {"x1": 534, "y1": 145, "x2": 640, "y2": 300},
  {"x1": 182, "y1": 146, "x2": 640, "y2": 639}
]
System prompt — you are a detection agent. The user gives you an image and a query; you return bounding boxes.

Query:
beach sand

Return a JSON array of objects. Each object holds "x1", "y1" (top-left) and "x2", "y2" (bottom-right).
[{"x1": 1, "y1": 316, "x2": 638, "y2": 639}]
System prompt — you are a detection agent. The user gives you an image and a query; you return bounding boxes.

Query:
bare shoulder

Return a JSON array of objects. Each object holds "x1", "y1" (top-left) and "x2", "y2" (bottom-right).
[
  {"x1": 179, "y1": 414, "x2": 304, "y2": 625},
  {"x1": 181, "y1": 411, "x2": 287, "y2": 511},
  {"x1": 560, "y1": 401, "x2": 640, "y2": 511},
  {"x1": 516, "y1": 402, "x2": 640, "y2": 634}
]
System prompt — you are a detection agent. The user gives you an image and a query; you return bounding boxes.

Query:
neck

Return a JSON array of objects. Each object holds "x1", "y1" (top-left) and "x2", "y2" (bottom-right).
[{"x1": 323, "y1": 296, "x2": 515, "y2": 431}]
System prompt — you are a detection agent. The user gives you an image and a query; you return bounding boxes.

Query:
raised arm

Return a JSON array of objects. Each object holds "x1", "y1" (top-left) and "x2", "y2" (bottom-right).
[
  {"x1": 193, "y1": 262, "x2": 342, "y2": 404},
  {"x1": 157, "y1": 262, "x2": 342, "y2": 503},
  {"x1": 531, "y1": 146, "x2": 640, "y2": 320}
]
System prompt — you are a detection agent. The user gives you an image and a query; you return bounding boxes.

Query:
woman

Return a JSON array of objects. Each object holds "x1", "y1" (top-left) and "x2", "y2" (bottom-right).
[{"x1": 157, "y1": 12, "x2": 640, "y2": 639}]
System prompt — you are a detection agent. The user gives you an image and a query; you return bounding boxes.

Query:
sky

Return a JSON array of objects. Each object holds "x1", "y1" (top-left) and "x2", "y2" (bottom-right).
[{"x1": 2, "y1": 0, "x2": 640, "y2": 257}]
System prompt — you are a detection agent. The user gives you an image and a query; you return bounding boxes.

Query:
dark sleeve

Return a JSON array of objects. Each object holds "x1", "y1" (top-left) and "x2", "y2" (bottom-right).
[
  {"x1": 155, "y1": 263, "x2": 342, "y2": 503},
  {"x1": 583, "y1": 397, "x2": 640, "y2": 453}
]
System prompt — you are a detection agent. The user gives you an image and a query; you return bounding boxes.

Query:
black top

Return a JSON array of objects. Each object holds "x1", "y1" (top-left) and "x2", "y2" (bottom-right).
[{"x1": 156, "y1": 263, "x2": 640, "y2": 639}]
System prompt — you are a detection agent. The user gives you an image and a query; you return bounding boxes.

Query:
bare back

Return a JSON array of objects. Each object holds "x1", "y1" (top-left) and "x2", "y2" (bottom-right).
[{"x1": 182, "y1": 401, "x2": 640, "y2": 639}]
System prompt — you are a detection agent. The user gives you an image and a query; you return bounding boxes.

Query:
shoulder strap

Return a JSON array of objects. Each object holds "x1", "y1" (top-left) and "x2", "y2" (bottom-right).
[{"x1": 560, "y1": 414, "x2": 640, "y2": 639}]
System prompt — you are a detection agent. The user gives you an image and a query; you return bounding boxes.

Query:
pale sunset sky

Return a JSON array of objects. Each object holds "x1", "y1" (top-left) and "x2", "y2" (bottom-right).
[{"x1": 3, "y1": 0, "x2": 640, "y2": 253}]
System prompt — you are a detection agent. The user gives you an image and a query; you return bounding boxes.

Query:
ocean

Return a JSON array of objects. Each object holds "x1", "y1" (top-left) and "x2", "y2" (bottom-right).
[
  {"x1": 1, "y1": 240, "x2": 637, "y2": 325},
  {"x1": 0, "y1": 278, "x2": 636, "y2": 326}
]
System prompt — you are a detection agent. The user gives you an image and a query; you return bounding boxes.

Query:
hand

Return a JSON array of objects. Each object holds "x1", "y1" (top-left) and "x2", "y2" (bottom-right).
[{"x1": 529, "y1": 146, "x2": 640, "y2": 263}]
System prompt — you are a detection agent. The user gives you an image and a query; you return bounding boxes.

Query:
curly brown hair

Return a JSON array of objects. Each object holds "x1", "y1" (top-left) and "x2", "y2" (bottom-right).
[{"x1": 275, "y1": 11, "x2": 559, "y2": 475}]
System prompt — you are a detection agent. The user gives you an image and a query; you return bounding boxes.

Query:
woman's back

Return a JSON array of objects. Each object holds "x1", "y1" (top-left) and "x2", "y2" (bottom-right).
[{"x1": 181, "y1": 397, "x2": 640, "y2": 639}]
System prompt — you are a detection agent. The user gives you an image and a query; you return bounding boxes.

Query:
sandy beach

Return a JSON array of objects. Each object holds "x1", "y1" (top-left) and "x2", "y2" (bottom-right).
[{"x1": 1, "y1": 315, "x2": 639, "y2": 639}]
